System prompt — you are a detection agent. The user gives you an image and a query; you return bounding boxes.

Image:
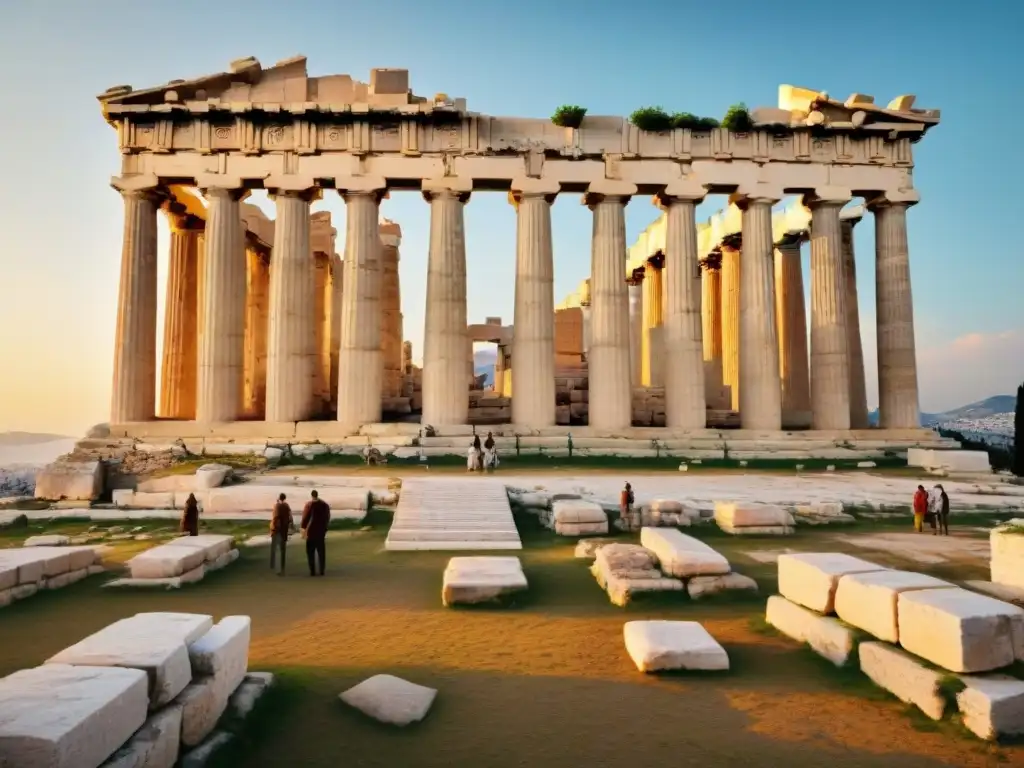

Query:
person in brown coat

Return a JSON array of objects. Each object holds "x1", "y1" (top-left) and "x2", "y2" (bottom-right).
[
  {"x1": 301, "y1": 489, "x2": 331, "y2": 576},
  {"x1": 270, "y1": 493, "x2": 292, "y2": 576},
  {"x1": 620, "y1": 482, "x2": 635, "y2": 531},
  {"x1": 180, "y1": 493, "x2": 200, "y2": 536}
]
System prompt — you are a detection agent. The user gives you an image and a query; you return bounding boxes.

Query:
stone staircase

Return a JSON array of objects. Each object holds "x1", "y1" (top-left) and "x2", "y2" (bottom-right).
[{"x1": 384, "y1": 478, "x2": 522, "y2": 551}]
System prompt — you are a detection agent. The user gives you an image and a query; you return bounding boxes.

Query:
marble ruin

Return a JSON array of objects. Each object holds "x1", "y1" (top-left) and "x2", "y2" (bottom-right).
[{"x1": 99, "y1": 55, "x2": 944, "y2": 451}]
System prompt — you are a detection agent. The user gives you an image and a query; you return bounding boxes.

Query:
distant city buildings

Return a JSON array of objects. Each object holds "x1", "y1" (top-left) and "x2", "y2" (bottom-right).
[{"x1": 937, "y1": 413, "x2": 1014, "y2": 449}]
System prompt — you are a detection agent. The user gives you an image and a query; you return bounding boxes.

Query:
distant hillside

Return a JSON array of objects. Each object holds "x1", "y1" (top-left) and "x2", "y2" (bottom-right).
[
  {"x1": 473, "y1": 349, "x2": 497, "y2": 387},
  {"x1": 868, "y1": 394, "x2": 1015, "y2": 427},
  {"x1": 0, "y1": 431, "x2": 73, "y2": 446}
]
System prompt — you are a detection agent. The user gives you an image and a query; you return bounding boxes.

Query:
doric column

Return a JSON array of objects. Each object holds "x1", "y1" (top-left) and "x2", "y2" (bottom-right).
[
  {"x1": 421, "y1": 177, "x2": 472, "y2": 425},
  {"x1": 329, "y1": 253, "x2": 343, "y2": 408},
  {"x1": 110, "y1": 179, "x2": 160, "y2": 423},
  {"x1": 641, "y1": 258, "x2": 664, "y2": 386},
  {"x1": 658, "y1": 185, "x2": 707, "y2": 429},
  {"x1": 841, "y1": 209, "x2": 869, "y2": 428},
  {"x1": 584, "y1": 181, "x2": 637, "y2": 429},
  {"x1": 312, "y1": 252, "x2": 331, "y2": 413},
  {"x1": 626, "y1": 272, "x2": 644, "y2": 388},
  {"x1": 806, "y1": 192, "x2": 852, "y2": 430},
  {"x1": 510, "y1": 179, "x2": 559, "y2": 427},
  {"x1": 737, "y1": 194, "x2": 782, "y2": 430},
  {"x1": 264, "y1": 181, "x2": 316, "y2": 423},
  {"x1": 159, "y1": 208, "x2": 202, "y2": 420},
  {"x1": 242, "y1": 245, "x2": 269, "y2": 419},
  {"x1": 380, "y1": 222, "x2": 404, "y2": 400},
  {"x1": 336, "y1": 177, "x2": 387, "y2": 427},
  {"x1": 774, "y1": 239, "x2": 810, "y2": 415},
  {"x1": 720, "y1": 240, "x2": 741, "y2": 410},
  {"x1": 700, "y1": 252, "x2": 724, "y2": 407},
  {"x1": 195, "y1": 182, "x2": 246, "y2": 423},
  {"x1": 870, "y1": 193, "x2": 921, "y2": 428}
]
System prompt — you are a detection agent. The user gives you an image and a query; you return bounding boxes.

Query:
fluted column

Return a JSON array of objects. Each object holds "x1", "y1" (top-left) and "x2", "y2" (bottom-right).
[
  {"x1": 195, "y1": 185, "x2": 246, "y2": 423},
  {"x1": 774, "y1": 240, "x2": 810, "y2": 415},
  {"x1": 421, "y1": 178, "x2": 471, "y2": 425},
  {"x1": 641, "y1": 259, "x2": 664, "y2": 386},
  {"x1": 841, "y1": 211, "x2": 869, "y2": 428},
  {"x1": 110, "y1": 182, "x2": 160, "y2": 423},
  {"x1": 329, "y1": 253, "x2": 344, "y2": 408},
  {"x1": 337, "y1": 179, "x2": 387, "y2": 427},
  {"x1": 510, "y1": 180, "x2": 558, "y2": 427},
  {"x1": 159, "y1": 210, "x2": 201, "y2": 420},
  {"x1": 658, "y1": 188, "x2": 707, "y2": 429},
  {"x1": 737, "y1": 196, "x2": 782, "y2": 430},
  {"x1": 584, "y1": 181, "x2": 636, "y2": 429},
  {"x1": 380, "y1": 226, "x2": 404, "y2": 400},
  {"x1": 720, "y1": 242, "x2": 741, "y2": 410},
  {"x1": 311, "y1": 252, "x2": 331, "y2": 413},
  {"x1": 700, "y1": 254, "x2": 724, "y2": 408},
  {"x1": 242, "y1": 246, "x2": 269, "y2": 419},
  {"x1": 871, "y1": 195, "x2": 920, "y2": 428},
  {"x1": 264, "y1": 187, "x2": 316, "y2": 422},
  {"x1": 807, "y1": 195, "x2": 851, "y2": 430},
  {"x1": 627, "y1": 274, "x2": 643, "y2": 388}
]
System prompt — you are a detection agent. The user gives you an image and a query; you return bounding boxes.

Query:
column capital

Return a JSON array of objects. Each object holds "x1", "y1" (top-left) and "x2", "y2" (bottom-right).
[
  {"x1": 266, "y1": 175, "x2": 321, "y2": 201},
  {"x1": 802, "y1": 186, "x2": 853, "y2": 209},
  {"x1": 867, "y1": 189, "x2": 921, "y2": 211},
  {"x1": 509, "y1": 178, "x2": 560, "y2": 208},
  {"x1": 422, "y1": 176, "x2": 472, "y2": 204},
  {"x1": 195, "y1": 174, "x2": 249, "y2": 200},
  {"x1": 336, "y1": 175, "x2": 388, "y2": 202},
  {"x1": 654, "y1": 180, "x2": 708, "y2": 208},
  {"x1": 730, "y1": 185, "x2": 783, "y2": 210},
  {"x1": 840, "y1": 203, "x2": 865, "y2": 226},
  {"x1": 582, "y1": 179, "x2": 637, "y2": 208},
  {"x1": 111, "y1": 173, "x2": 162, "y2": 197}
]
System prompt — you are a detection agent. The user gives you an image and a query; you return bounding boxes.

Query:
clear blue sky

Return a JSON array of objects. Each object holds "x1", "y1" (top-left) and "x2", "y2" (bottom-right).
[{"x1": 1, "y1": 0, "x2": 1021, "y2": 434}]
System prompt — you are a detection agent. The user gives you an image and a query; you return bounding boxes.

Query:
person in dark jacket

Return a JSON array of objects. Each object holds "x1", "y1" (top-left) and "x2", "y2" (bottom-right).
[
  {"x1": 270, "y1": 493, "x2": 292, "y2": 575},
  {"x1": 180, "y1": 493, "x2": 200, "y2": 536},
  {"x1": 937, "y1": 484, "x2": 950, "y2": 536},
  {"x1": 301, "y1": 489, "x2": 331, "y2": 576}
]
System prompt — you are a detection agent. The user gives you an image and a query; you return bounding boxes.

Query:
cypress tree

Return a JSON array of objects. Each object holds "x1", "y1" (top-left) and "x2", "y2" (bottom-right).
[{"x1": 1014, "y1": 383, "x2": 1024, "y2": 476}]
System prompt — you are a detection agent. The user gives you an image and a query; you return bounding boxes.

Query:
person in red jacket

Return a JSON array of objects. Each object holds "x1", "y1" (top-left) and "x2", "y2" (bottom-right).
[
  {"x1": 301, "y1": 489, "x2": 331, "y2": 576},
  {"x1": 912, "y1": 485, "x2": 928, "y2": 533}
]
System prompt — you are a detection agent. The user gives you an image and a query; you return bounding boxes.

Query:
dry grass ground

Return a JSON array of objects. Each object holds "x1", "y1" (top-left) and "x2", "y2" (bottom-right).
[{"x1": 0, "y1": 516, "x2": 1021, "y2": 767}]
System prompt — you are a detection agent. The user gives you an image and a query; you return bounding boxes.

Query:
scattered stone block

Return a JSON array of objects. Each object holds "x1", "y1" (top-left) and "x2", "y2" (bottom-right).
[
  {"x1": 169, "y1": 535, "x2": 234, "y2": 562},
  {"x1": 0, "y1": 663, "x2": 148, "y2": 768},
  {"x1": 441, "y1": 557, "x2": 527, "y2": 606},
  {"x1": 606, "y1": 576, "x2": 683, "y2": 607},
  {"x1": 765, "y1": 595, "x2": 857, "y2": 666},
  {"x1": 24, "y1": 534, "x2": 70, "y2": 547},
  {"x1": 956, "y1": 674, "x2": 1024, "y2": 740},
  {"x1": 897, "y1": 588, "x2": 1024, "y2": 673},
  {"x1": 226, "y1": 672, "x2": 274, "y2": 723},
  {"x1": 718, "y1": 524, "x2": 795, "y2": 535},
  {"x1": 834, "y1": 570, "x2": 953, "y2": 642},
  {"x1": 859, "y1": 641, "x2": 947, "y2": 720},
  {"x1": 34, "y1": 460, "x2": 103, "y2": 501},
  {"x1": 623, "y1": 620, "x2": 729, "y2": 672},
  {"x1": 207, "y1": 549, "x2": 239, "y2": 573},
  {"x1": 640, "y1": 528, "x2": 730, "y2": 577},
  {"x1": 964, "y1": 580, "x2": 1024, "y2": 606},
  {"x1": 128, "y1": 546, "x2": 207, "y2": 580},
  {"x1": 194, "y1": 464, "x2": 232, "y2": 490},
  {"x1": 0, "y1": 589, "x2": 11, "y2": 609},
  {"x1": 777, "y1": 553, "x2": 887, "y2": 614},
  {"x1": 11, "y1": 583, "x2": 37, "y2": 600},
  {"x1": 714, "y1": 502, "x2": 794, "y2": 528},
  {"x1": 992, "y1": 524, "x2": 1024, "y2": 591},
  {"x1": 179, "y1": 731, "x2": 233, "y2": 768},
  {"x1": 555, "y1": 520, "x2": 608, "y2": 536},
  {"x1": 551, "y1": 499, "x2": 607, "y2": 536},
  {"x1": 47, "y1": 612, "x2": 213, "y2": 708},
  {"x1": 242, "y1": 535, "x2": 272, "y2": 548},
  {"x1": 574, "y1": 538, "x2": 612, "y2": 559},
  {"x1": 338, "y1": 674, "x2": 437, "y2": 726},
  {"x1": 687, "y1": 572, "x2": 759, "y2": 600},
  {"x1": 857, "y1": 461, "x2": 876, "y2": 468},
  {"x1": 101, "y1": 702, "x2": 182, "y2": 768}
]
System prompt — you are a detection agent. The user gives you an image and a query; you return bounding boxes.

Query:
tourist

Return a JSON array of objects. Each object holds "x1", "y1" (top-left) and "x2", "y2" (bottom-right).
[
  {"x1": 301, "y1": 489, "x2": 331, "y2": 577},
  {"x1": 269, "y1": 493, "x2": 292, "y2": 576},
  {"x1": 473, "y1": 434, "x2": 483, "y2": 471},
  {"x1": 937, "y1": 484, "x2": 950, "y2": 536},
  {"x1": 928, "y1": 485, "x2": 942, "y2": 535},
  {"x1": 466, "y1": 442, "x2": 480, "y2": 472},
  {"x1": 483, "y1": 432, "x2": 497, "y2": 472},
  {"x1": 180, "y1": 493, "x2": 200, "y2": 536},
  {"x1": 912, "y1": 485, "x2": 928, "y2": 533},
  {"x1": 620, "y1": 482, "x2": 636, "y2": 530}
]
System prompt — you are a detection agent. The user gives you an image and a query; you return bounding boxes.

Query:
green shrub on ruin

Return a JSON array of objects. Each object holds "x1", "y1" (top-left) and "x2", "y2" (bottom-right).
[
  {"x1": 629, "y1": 107, "x2": 673, "y2": 132},
  {"x1": 670, "y1": 112, "x2": 719, "y2": 130},
  {"x1": 722, "y1": 102, "x2": 754, "y2": 132},
  {"x1": 551, "y1": 105, "x2": 587, "y2": 129}
]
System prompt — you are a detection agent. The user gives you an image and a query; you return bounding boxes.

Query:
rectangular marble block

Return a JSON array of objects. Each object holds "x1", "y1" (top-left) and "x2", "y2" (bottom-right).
[
  {"x1": 859, "y1": 641, "x2": 946, "y2": 720},
  {"x1": 128, "y1": 545, "x2": 207, "y2": 579},
  {"x1": 623, "y1": 620, "x2": 729, "y2": 672},
  {"x1": 777, "y1": 553, "x2": 887, "y2": 614},
  {"x1": 765, "y1": 595, "x2": 856, "y2": 667},
  {"x1": 167, "y1": 535, "x2": 234, "y2": 563},
  {"x1": 834, "y1": 570, "x2": 954, "y2": 643},
  {"x1": 957, "y1": 674, "x2": 1024, "y2": 741},
  {"x1": 640, "y1": 528, "x2": 730, "y2": 577},
  {"x1": 179, "y1": 617, "x2": 250, "y2": 749},
  {"x1": 47, "y1": 612, "x2": 213, "y2": 708},
  {"x1": 442, "y1": 556, "x2": 528, "y2": 606},
  {"x1": 714, "y1": 502, "x2": 794, "y2": 528},
  {"x1": 897, "y1": 588, "x2": 1024, "y2": 673},
  {"x1": 551, "y1": 499, "x2": 607, "y2": 524},
  {"x1": 0, "y1": 663, "x2": 148, "y2": 768},
  {"x1": 100, "y1": 702, "x2": 182, "y2": 768}
]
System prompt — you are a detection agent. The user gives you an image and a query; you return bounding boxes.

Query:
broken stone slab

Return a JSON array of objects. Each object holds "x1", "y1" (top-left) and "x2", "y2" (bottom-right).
[
  {"x1": 0, "y1": 663, "x2": 149, "y2": 768},
  {"x1": 687, "y1": 572, "x2": 759, "y2": 600},
  {"x1": 338, "y1": 674, "x2": 437, "y2": 726},
  {"x1": 167, "y1": 534, "x2": 234, "y2": 562},
  {"x1": 897, "y1": 587, "x2": 1024, "y2": 673},
  {"x1": 189, "y1": 616, "x2": 250, "y2": 680},
  {"x1": 179, "y1": 731, "x2": 233, "y2": 768},
  {"x1": 606, "y1": 575, "x2": 684, "y2": 607},
  {"x1": 834, "y1": 570, "x2": 954, "y2": 643},
  {"x1": 859, "y1": 641, "x2": 947, "y2": 720},
  {"x1": 956, "y1": 674, "x2": 1024, "y2": 740},
  {"x1": 765, "y1": 595, "x2": 857, "y2": 667},
  {"x1": 623, "y1": 620, "x2": 729, "y2": 672},
  {"x1": 777, "y1": 553, "x2": 887, "y2": 614},
  {"x1": 47, "y1": 612, "x2": 214, "y2": 709},
  {"x1": 207, "y1": 549, "x2": 239, "y2": 573},
  {"x1": 128, "y1": 545, "x2": 207, "y2": 579},
  {"x1": 992, "y1": 524, "x2": 1024, "y2": 591},
  {"x1": 226, "y1": 672, "x2": 274, "y2": 724},
  {"x1": 100, "y1": 702, "x2": 182, "y2": 768},
  {"x1": 717, "y1": 524, "x2": 795, "y2": 536},
  {"x1": 33, "y1": 460, "x2": 103, "y2": 501},
  {"x1": 193, "y1": 464, "x2": 232, "y2": 490},
  {"x1": 242, "y1": 534, "x2": 273, "y2": 548},
  {"x1": 714, "y1": 502, "x2": 795, "y2": 529},
  {"x1": 574, "y1": 538, "x2": 612, "y2": 559},
  {"x1": 508, "y1": 491, "x2": 551, "y2": 509},
  {"x1": 441, "y1": 556, "x2": 528, "y2": 606},
  {"x1": 640, "y1": 528, "x2": 730, "y2": 577},
  {"x1": 24, "y1": 534, "x2": 70, "y2": 547},
  {"x1": 554, "y1": 520, "x2": 609, "y2": 536},
  {"x1": 551, "y1": 499, "x2": 607, "y2": 525},
  {"x1": 594, "y1": 543, "x2": 659, "y2": 573}
]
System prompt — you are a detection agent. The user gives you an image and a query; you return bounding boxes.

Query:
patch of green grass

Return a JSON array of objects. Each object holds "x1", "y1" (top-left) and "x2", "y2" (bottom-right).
[{"x1": 207, "y1": 672, "x2": 302, "y2": 768}]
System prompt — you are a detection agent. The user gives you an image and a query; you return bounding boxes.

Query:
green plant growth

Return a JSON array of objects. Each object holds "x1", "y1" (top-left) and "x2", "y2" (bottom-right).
[
  {"x1": 629, "y1": 107, "x2": 673, "y2": 132},
  {"x1": 937, "y1": 675, "x2": 967, "y2": 711},
  {"x1": 670, "y1": 112, "x2": 719, "y2": 130},
  {"x1": 551, "y1": 105, "x2": 587, "y2": 129},
  {"x1": 721, "y1": 102, "x2": 754, "y2": 132}
]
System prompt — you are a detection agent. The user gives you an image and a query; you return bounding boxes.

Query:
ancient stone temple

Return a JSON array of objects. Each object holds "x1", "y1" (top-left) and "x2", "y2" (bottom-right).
[{"x1": 98, "y1": 55, "x2": 945, "y2": 451}]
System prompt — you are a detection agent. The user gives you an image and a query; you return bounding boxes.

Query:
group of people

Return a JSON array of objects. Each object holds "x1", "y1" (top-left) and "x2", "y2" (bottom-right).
[
  {"x1": 179, "y1": 489, "x2": 333, "y2": 576},
  {"x1": 912, "y1": 484, "x2": 950, "y2": 535},
  {"x1": 467, "y1": 432, "x2": 499, "y2": 472}
]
